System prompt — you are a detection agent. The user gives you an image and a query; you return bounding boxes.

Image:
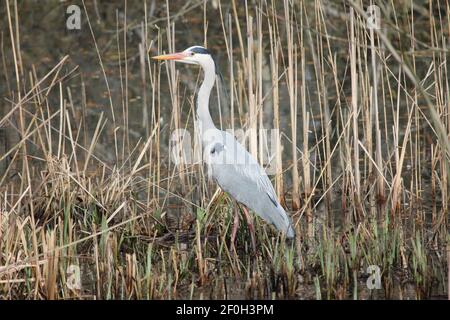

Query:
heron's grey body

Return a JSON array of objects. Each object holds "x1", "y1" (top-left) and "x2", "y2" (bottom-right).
[
  {"x1": 155, "y1": 45, "x2": 295, "y2": 238},
  {"x1": 205, "y1": 129, "x2": 295, "y2": 238}
]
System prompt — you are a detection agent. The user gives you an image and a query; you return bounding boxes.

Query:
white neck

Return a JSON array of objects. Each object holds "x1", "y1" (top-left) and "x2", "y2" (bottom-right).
[{"x1": 197, "y1": 60, "x2": 216, "y2": 138}]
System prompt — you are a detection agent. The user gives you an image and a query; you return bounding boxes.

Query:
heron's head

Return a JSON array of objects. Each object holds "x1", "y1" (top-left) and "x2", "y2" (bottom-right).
[{"x1": 152, "y1": 46, "x2": 217, "y2": 74}]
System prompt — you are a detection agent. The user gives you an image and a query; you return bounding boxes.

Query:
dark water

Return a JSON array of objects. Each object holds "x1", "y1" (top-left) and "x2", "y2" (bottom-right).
[{"x1": 0, "y1": 1, "x2": 317, "y2": 170}]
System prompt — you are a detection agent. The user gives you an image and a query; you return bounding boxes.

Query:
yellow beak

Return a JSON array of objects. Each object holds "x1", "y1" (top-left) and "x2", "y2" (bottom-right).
[{"x1": 151, "y1": 52, "x2": 187, "y2": 61}]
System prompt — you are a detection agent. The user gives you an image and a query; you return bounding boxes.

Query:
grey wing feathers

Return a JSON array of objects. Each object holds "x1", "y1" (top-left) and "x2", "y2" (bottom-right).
[{"x1": 208, "y1": 131, "x2": 295, "y2": 238}]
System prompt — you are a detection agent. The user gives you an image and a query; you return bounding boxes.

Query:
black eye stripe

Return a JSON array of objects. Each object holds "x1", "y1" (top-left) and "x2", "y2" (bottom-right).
[
  {"x1": 190, "y1": 47, "x2": 210, "y2": 54},
  {"x1": 187, "y1": 46, "x2": 220, "y2": 75}
]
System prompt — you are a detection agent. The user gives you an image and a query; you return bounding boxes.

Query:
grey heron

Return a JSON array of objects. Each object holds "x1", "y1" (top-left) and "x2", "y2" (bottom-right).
[{"x1": 153, "y1": 46, "x2": 295, "y2": 242}]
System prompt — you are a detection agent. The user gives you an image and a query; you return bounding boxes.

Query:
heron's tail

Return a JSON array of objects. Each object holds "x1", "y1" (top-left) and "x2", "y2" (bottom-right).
[
  {"x1": 230, "y1": 181, "x2": 296, "y2": 238},
  {"x1": 285, "y1": 219, "x2": 296, "y2": 239},
  {"x1": 264, "y1": 202, "x2": 296, "y2": 239}
]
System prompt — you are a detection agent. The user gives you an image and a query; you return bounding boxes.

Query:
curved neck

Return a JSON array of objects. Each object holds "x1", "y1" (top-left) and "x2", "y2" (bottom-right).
[{"x1": 197, "y1": 65, "x2": 216, "y2": 136}]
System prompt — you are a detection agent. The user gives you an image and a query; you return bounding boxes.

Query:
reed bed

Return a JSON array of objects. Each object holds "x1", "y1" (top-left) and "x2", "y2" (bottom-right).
[{"x1": 0, "y1": 0, "x2": 448, "y2": 299}]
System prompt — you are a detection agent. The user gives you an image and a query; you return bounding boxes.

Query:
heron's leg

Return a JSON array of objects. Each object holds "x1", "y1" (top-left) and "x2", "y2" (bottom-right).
[
  {"x1": 230, "y1": 205, "x2": 240, "y2": 248},
  {"x1": 241, "y1": 206, "x2": 256, "y2": 252}
]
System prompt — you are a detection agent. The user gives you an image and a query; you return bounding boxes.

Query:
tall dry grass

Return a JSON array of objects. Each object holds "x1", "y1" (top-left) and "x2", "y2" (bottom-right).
[{"x1": 0, "y1": 0, "x2": 448, "y2": 299}]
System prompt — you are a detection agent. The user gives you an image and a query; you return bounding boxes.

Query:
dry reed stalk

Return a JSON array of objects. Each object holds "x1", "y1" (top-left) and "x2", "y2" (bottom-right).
[
  {"x1": 369, "y1": 24, "x2": 384, "y2": 208},
  {"x1": 82, "y1": 0, "x2": 118, "y2": 162},
  {"x1": 448, "y1": 241, "x2": 450, "y2": 300},
  {"x1": 284, "y1": 0, "x2": 300, "y2": 211},
  {"x1": 300, "y1": 45, "x2": 312, "y2": 239},
  {"x1": 246, "y1": 15, "x2": 258, "y2": 159},
  {"x1": 256, "y1": 10, "x2": 264, "y2": 167},
  {"x1": 164, "y1": 2, "x2": 186, "y2": 189},
  {"x1": 268, "y1": 14, "x2": 284, "y2": 202},
  {"x1": 349, "y1": 8, "x2": 362, "y2": 219}
]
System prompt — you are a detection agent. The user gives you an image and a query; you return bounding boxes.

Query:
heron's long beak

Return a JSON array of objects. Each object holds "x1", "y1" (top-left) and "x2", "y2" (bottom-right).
[{"x1": 152, "y1": 52, "x2": 187, "y2": 61}]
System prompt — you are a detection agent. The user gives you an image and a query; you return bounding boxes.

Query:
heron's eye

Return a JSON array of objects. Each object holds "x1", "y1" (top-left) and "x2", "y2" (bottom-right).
[{"x1": 189, "y1": 52, "x2": 195, "y2": 56}]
